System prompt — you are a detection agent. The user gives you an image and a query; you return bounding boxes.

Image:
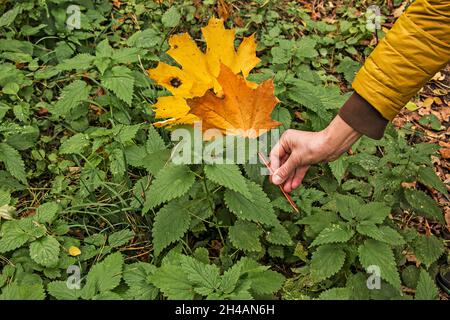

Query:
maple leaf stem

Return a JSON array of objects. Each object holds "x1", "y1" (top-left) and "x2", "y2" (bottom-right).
[{"x1": 257, "y1": 151, "x2": 300, "y2": 214}]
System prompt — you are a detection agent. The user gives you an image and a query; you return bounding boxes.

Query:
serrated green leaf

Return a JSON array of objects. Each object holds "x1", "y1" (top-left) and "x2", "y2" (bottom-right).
[
  {"x1": 358, "y1": 239, "x2": 401, "y2": 289},
  {"x1": 149, "y1": 263, "x2": 194, "y2": 299},
  {"x1": 415, "y1": 269, "x2": 439, "y2": 300},
  {"x1": 35, "y1": 202, "x2": 59, "y2": 224},
  {"x1": 224, "y1": 180, "x2": 278, "y2": 226},
  {"x1": 0, "y1": 142, "x2": 26, "y2": 183},
  {"x1": 146, "y1": 125, "x2": 166, "y2": 153},
  {"x1": 311, "y1": 223, "x2": 354, "y2": 247},
  {"x1": 310, "y1": 244, "x2": 346, "y2": 281},
  {"x1": 52, "y1": 80, "x2": 90, "y2": 117},
  {"x1": 123, "y1": 262, "x2": 158, "y2": 300},
  {"x1": 81, "y1": 252, "x2": 123, "y2": 299},
  {"x1": 0, "y1": 281, "x2": 45, "y2": 300},
  {"x1": 229, "y1": 220, "x2": 263, "y2": 252},
  {"x1": 47, "y1": 281, "x2": 81, "y2": 300},
  {"x1": 319, "y1": 287, "x2": 352, "y2": 300},
  {"x1": 101, "y1": 66, "x2": 134, "y2": 105},
  {"x1": 404, "y1": 188, "x2": 443, "y2": 223},
  {"x1": 205, "y1": 164, "x2": 251, "y2": 199},
  {"x1": 329, "y1": 156, "x2": 347, "y2": 184},
  {"x1": 180, "y1": 255, "x2": 221, "y2": 296},
  {"x1": 0, "y1": 220, "x2": 30, "y2": 253},
  {"x1": 417, "y1": 166, "x2": 447, "y2": 195},
  {"x1": 29, "y1": 236, "x2": 60, "y2": 267},
  {"x1": 59, "y1": 133, "x2": 90, "y2": 155},
  {"x1": 357, "y1": 223, "x2": 405, "y2": 246},
  {"x1": 266, "y1": 224, "x2": 293, "y2": 246},
  {"x1": 57, "y1": 54, "x2": 94, "y2": 71},
  {"x1": 335, "y1": 194, "x2": 361, "y2": 221},
  {"x1": 162, "y1": 7, "x2": 181, "y2": 28},
  {"x1": 356, "y1": 202, "x2": 391, "y2": 224},
  {"x1": 152, "y1": 202, "x2": 191, "y2": 256},
  {"x1": 108, "y1": 229, "x2": 134, "y2": 248},
  {"x1": 413, "y1": 234, "x2": 445, "y2": 268},
  {"x1": 143, "y1": 165, "x2": 195, "y2": 211}
]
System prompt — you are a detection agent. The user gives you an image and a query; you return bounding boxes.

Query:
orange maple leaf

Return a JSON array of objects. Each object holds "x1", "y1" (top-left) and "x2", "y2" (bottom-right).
[{"x1": 187, "y1": 64, "x2": 281, "y2": 138}]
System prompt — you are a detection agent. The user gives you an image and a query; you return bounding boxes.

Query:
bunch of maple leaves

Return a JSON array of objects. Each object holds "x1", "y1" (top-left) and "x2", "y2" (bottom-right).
[{"x1": 148, "y1": 18, "x2": 281, "y2": 138}]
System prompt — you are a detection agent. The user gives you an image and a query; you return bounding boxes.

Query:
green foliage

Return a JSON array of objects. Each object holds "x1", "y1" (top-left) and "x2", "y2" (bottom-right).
[{"x1": 0, "y1": 0, "x2": 446, "y2": 301}]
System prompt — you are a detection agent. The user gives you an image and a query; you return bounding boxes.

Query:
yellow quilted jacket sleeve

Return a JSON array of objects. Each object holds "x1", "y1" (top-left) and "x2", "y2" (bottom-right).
[{"x1": 352, "y1": 0, "x2": 450, "y2": 120}]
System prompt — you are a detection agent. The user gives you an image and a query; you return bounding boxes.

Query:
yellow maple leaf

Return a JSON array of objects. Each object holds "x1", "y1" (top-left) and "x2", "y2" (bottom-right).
[
  {"x1": 148, "y1": 18, "x2": 260, "y2": 127},
  {"x1": 152, "y1": 96, "x2": 200, "y2": 127},
  {"x1": 187, "y1": 64, "x2": 280, "y2": 138}
]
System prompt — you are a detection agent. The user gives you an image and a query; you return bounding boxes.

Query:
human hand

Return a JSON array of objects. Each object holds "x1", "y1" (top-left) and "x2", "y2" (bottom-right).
[{"x1": 269, "y1": 115, "x2": 362, "y2": 193}]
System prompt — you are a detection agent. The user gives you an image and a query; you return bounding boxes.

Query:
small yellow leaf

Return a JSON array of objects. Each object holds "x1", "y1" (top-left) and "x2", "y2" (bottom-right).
[
  {"x1": 422, "y1": 97, "x2": 434, "y2": 108},
  {"x1": 68, "y1": 246, "x2": 81, "y2": 257},
  {"x1": 405, "y1": 101, "x2": 419, "y2": 111}
]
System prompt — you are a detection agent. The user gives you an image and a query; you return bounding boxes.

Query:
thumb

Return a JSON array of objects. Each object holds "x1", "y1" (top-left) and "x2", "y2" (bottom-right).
[{"x1": 272, "y1": 155, "x2": 298, "y2": 185}]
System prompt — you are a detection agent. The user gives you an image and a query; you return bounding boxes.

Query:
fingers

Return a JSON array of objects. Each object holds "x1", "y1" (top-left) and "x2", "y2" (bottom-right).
[
  {"x1": 269, "y1": 141, "x2": 286, "y2": 174},
  {"x1": 291, "y1": 165, "x2": 309, "y2": 190},
  {"x1": 272, "y1": 154, "x2": 298, "y2": 186},
  {"x1": 282, "y1": 169, "x2": 297, "y2": 193}
]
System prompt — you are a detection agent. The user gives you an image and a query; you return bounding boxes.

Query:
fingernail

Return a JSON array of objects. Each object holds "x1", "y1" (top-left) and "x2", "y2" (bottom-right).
[{"x1": 272, "y1": 174, "x2": 282, "y2": 185}]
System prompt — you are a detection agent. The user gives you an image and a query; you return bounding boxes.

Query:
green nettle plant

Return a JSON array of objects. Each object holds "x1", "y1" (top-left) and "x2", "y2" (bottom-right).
[{"x1": 0, "y1": 0, "x2": 447, "y2": 300}]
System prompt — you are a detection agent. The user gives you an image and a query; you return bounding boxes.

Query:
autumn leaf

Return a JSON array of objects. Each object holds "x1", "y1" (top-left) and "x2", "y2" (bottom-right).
[
  {"x1": 148, "y1": 18, "x2": 259, "y2": 97},
  {"x1": 148, "y1": 17, "x2": 261, "y2": 127},
  {"x1": 152, "y1": 96, "x2": 200, "y2": 127},
  {"x1": 187, "y1": 64, "x2": 280, "y2": 138}
]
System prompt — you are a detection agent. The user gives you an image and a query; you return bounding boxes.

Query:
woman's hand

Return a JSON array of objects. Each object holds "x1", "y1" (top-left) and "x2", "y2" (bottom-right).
[{"x1": 269, "y1": 115, "x2": 362, "y2": 193}]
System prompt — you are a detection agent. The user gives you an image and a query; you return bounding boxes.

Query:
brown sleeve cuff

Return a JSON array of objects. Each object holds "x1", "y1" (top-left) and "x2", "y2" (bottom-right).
[{"x1": 338, "y1": 92, "x2": 389, "y2": 140}]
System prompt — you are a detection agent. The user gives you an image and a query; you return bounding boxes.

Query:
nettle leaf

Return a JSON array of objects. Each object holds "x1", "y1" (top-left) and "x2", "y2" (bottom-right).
[
  {"x1": 47, "y1": 280, "x2": 81, "y2": 300},
  {"x1": 358, "y1": 239, "x2": 401, "y2": 289},
  {"x1": 417, "y1": 167, "x2": 447, "y2": 195},
  {"x1": 0, "y1": 142, "x2": 26, "y2": 183},
  {"x1": 266, "y1": 224, "x2": 293, "y2": 246},
  {"x1": 404, "y1": 188, "x2": 444, "y2": 223},
  {"x1": 415, "y1": 269, "x2": 439, "y2": 300},
  {"x1": 149, "y1": 263, "x2": 194, "y2": 300},
  {"x1": 35, "y1": 202, "x2": 60, "y2": 224},
  {"x1": 59, "y1": 133, "x2": 90, "y2": 155},
  {"x1": 356, "y1": 202, "x2": 391, "y2": 224},
  {"x1": 152, "y1": 202, "x2": 191, "y2": 256},
  {"x1": 0, "y1": 220, "x2": 30, "y2": 253},
  {"x1": 143, "y1": 165, "x2": 195, "y2": 212},
  {"x1": 224, "y1": 180, "x2": 278, "y2": 226},
  {"x1": 335, "y1": 194, "x2": 361, "y2": 221},
  {"x1": 108, "y1": 229, "x2": 134, "y2": 248},
  {"x1": 204, "y1": 164, "x2": 252, "y2": 199},
  {"x1": 229, "y1": 220, "x2": 263, "y2": 252},
  {"x1": 123, "y1": 262, "x2": 158, "y2": 300},
  {"x1": 319, "y1": 287, "x2": 352, "y2": 300},
  {"x1": 310, "y1": 244, "x2": 346, "y2": 281},
  {"x1": 297, "y1": 210, "x2": 340, "y2": 235},
  {"x1": 238, "y1": 257, "x2": 285, "y2": 295},
  {"x1": 180, "y1": 255, "x2": 221, "y2": 296},
  {"x1": 29, "y1": 235, "x2": 60, "y2": 267},
  {"x1": 81, "y1": 252, "x2": 124, "y2": 299},
  {"x1": 57, "y1": 53, "x2": 94, "y2": 71},
  {"x1": 52, "y1": 80, "x2": 90, "y2": 117},
  {"x1": 112, "y1": 124, "x2": 141, "y2": 144},
  {"x1": 101, "y1": 66, "x2": 135, "y2": 105},
  {"x1": 356, "y1": 223, "x2": 405, "y2": 246},
  {"x1": 0, "y1": 280, "x2": 45, "y2": 300},
  {"x1": 329, "y1": 156, "x2": 347, "y2": 184},
  {"x1": 311, "y1": 223, "x2": 354, "y2": 247},
  {"x1": 146, "y1": 125, "x2": 166, "y2": 153},
  {"x1": 413, "y1": 234, "x2": 445, "y2": 268}
]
